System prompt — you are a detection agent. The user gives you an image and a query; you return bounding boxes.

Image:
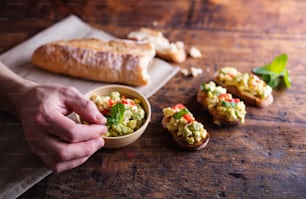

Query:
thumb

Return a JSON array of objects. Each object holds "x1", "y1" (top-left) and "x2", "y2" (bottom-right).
[{"x1": 65, "y1": 90, "x2": 106, "y2": 124}]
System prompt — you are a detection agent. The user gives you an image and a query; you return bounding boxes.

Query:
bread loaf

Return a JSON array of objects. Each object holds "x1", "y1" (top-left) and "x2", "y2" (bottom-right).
[{"x1": 31, "y1": 38, "x2": 156, "y2": 86}]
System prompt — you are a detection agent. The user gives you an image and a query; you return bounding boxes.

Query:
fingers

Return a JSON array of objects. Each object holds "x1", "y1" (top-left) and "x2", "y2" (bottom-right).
[
  {"x1": 49, "y1": 136, "x2": 104, "y2": 162},
  {"x1": 19, "y1": 85, "x2": 110, "y2": 173},
  {"x1": 32, "y1": 134, "x2": 104, "y2": 173},
  {"x1": 47, "y1": 110, "x2": 107, "y2": 142},
  {"x1": 63, "y1": 87, "x2": 106, "y2": 124},
  {"x1": 40, "y1": 155, "x2": 90, "y2": 173}
]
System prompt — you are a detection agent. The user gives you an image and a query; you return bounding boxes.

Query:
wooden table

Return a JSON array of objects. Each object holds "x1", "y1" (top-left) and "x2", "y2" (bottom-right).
[{"x1": 1, "y1": 0, "x2": 305, "y2": 198}]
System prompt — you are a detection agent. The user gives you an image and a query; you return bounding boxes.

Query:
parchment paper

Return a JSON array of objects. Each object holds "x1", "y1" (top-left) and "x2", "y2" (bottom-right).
[{"x1": 0, "y1": 15, "x2": 179, "y2": 199}]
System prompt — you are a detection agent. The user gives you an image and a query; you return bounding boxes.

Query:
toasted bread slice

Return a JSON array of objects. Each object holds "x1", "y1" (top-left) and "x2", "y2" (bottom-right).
[
  {"x1": 215, "y1": 80, "x2": 273, "y2": 108},
  {"x1": 214, "y1": 67, "x2": 273, "y2": 108}
]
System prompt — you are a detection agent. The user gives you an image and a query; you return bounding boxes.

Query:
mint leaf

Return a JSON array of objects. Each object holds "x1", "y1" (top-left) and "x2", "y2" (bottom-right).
[
  {"x1": 268, "y1": 75, "x2": 280, "y2": 88},
  {"x1": 252, "y1": 54, "x2": 291, "y2": 89},
  {"x1": 266, "y1": 54, "x2": 287, "y2": 74},
  {"x1": 252, "y1": 65, "x2": 274, "y2": 75},
  {"x1": 107, "y1": 103, "x2": 125, "y2": 126},
  {"x1": 261, "y1": 74, "x2": 271, "y2": 83},
  {"x1": 283, "y1": 69, "x2": 291, "y2": 88}
]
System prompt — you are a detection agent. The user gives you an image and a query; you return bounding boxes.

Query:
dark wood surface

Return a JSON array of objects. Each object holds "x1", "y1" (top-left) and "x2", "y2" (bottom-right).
[{"x1": 1, "y1": 0, "x2": 306, "y2": 198}]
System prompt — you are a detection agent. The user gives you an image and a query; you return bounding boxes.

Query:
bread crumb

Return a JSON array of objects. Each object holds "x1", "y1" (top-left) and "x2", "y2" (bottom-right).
[
  {"x1": 152, "y1": 21, "x2": 158, "y2": 27},
  {"x1": 191, "y1": 67, "x2": 203, "y2": 76},
  {"x1": 180, "y1": 67, "x2": 203, "y2": 77},
  {"x1": 189, "y1": 46, "x2": 202, "y2": 58},
  {"x1": 181, "y1": 68, "x2": 190, "y2": 76}
]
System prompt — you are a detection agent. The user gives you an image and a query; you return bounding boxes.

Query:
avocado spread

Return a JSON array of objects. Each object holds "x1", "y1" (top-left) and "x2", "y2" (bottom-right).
[{"x1": 90, "y1": 91, "x2": 145, "y2": 137}]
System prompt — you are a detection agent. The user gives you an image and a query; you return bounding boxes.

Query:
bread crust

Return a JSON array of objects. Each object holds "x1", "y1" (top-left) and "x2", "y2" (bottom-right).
[
  {"x1": 31, "y1": 38, "x2": 155, "y2": 86},
  {"x1": 161, "y1": 116, "x2": 209, "y2": 151},
  {"x1": 215, "y1": 76, "x2": 273, "y2": 108}
]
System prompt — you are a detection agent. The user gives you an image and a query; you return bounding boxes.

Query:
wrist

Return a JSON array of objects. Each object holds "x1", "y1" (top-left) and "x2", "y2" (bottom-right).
[
  {"x1": 0, "y1": 61, "x2": 38, "y2": 118},
  {"x1": 0, "y1": 77, "x2": 37, "y2": 118}
]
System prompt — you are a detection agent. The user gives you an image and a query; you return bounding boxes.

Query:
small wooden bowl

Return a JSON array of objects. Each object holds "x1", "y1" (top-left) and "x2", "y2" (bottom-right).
[{"x1": 76, "y1": 85, "x2": 151, "y2": 149}]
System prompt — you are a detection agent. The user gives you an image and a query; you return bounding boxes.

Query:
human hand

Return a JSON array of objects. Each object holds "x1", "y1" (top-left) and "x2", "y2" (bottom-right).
[{"x1": 16, "y1": 84, "x2": 107, "y2": 172}]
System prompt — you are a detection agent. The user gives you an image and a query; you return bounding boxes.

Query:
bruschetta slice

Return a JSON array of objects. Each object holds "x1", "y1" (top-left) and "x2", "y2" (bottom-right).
[
  {"x1": 162, "y1": 103, "x2": 209, "y2": 150},
  {"x1": 215, "y1": 67, "x2": 273, "y2": 108},
  {"x1": 197, "y1": 81, "x2": 246, "y2": 126}
]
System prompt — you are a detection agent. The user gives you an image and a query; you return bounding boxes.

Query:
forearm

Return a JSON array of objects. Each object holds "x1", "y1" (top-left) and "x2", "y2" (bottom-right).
[{"x1": 0, "y1": 61, "x2": 36, "y2": 118}]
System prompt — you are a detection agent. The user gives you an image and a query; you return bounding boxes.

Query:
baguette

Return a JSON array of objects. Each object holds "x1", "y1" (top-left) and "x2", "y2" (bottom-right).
[
  {"x1": 127, "y1": 28, "x2": 186, "y2": 63},
  {"x1": 31, "y1": 38, "x2": 156, "y2": 86},
  {"x1": 162, "y1": 103, "x2": 209, "y2": 150},
  {"x1": 197, "y1": 81, "x2": 246, "y2": 126},
  {"x1": 214, "y1": 67, "x2": 273, "y2": 108}
]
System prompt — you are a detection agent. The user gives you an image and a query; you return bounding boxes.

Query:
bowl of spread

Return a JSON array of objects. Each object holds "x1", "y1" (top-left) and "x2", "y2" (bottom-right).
[{"x1": 76, "y1": 85, "x2": 151, "y2": 149}]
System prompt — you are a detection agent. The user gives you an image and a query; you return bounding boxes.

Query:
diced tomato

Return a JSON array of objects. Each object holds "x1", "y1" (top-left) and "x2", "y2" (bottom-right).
[
  {"x1": 231, "y1": 98, "x2": 240, "y2": 103},
  {"x1": 183, "y1": 113, "x2": 194, "y2": 122},
  {"x1": 172, "y1": 103, "x2": 185, "y2": 110},
  {"x1": 101, "y1": 109, "x2": 110, "y2": 115},
  {"x1": 228, "y1": 73, "x2": 235, "y2": 78},
  {"x1": 122, "y1": 99, "x2": 128, "y2": 104},
  {"x1": 122, "y1": 99, "x2": 135, "y2": 106},
  {"x1": 218, "y1": 93, "x2": 231, "y2": 101},
  {"x1": 108, "y1": 98, "x2": 114, "y2": 106}
]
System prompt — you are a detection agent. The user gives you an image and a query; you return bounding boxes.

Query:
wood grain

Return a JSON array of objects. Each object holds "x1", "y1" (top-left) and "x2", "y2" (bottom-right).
[{"x1": 0, "y1": 0, "x2": 305, "y2": 198}]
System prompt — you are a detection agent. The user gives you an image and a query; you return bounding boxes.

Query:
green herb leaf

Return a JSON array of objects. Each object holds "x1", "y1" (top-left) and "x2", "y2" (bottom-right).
[
  {"x1": 252, "y1": 54, "x2": 291, "y2": 89},
  {"x1": 261, "y1": 74, "x2": 271, "y2": 83},
  {"x1": 267, "y1": 54, "x2": 288, "y2": 74},
  {"x1": 252, "y1": 65, "x2": 274, "y2": 75},
  {"x1": 173, "y1": 108, "x2": 189, "y2": 119},
  {"x1": 107, "y1": 103, "x2": 125, "y2": 126},
  {"x1": 221, "y1": 100, "x2": 237, "y2": 108},
  {"x1": 200, "y1": 83, "x2": 207, "y2": 91},
  {"x1": 283, "y1": 69, "x2": 291, "y2": 88},
  {"x1": 268, "y1": 75, "x2": 280, "y2": 88}
]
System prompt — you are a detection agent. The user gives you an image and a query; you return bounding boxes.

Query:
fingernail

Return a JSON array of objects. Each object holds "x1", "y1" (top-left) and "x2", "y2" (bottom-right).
[
  {"x1": 97, "y1": 136, "x2": 105, "y2": 147},
  {"x1": 96, "y1": 114, "x2": 106, "y2": 124}
]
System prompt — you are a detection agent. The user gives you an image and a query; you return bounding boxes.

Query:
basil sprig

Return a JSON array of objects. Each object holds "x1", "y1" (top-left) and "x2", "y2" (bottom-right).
[
  {"x1": 252, "y1": 54, "x2": 291, "y2": 89},
  {"x1": 107, "y1": 103, "x2": 125, "y2": 126}
]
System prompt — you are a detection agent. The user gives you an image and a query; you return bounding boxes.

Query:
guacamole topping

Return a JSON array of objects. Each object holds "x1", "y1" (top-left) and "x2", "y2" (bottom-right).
[
  {"x1": 90, "y1": 91, "x2": 145, "y2": 137},
  {"x1": 163, "y1": 104, "x2": 207, "y2": 145},
  {"x1": 216, "y1": 67, "x2": 272, "y2": 99},
  {"x1": 200, "y1": 81, "x2": 246, "y2": 125}
]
